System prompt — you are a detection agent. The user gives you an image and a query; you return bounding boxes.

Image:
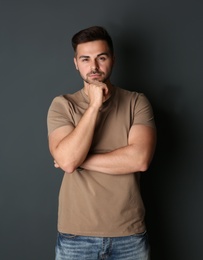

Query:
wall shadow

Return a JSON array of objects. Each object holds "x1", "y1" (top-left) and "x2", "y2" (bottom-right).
[{"x1": 112, "y1": 28, "x2": 185, "y2": 260}]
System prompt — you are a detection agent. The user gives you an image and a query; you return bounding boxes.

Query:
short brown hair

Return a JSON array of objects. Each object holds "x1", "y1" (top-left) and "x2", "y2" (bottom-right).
[{"x1": 71, "y1": 26, "x2": 114, "y2": 54}]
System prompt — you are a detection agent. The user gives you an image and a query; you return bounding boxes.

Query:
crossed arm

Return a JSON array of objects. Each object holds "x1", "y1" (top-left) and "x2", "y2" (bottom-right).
[
  {"x1": 48, "y1": 118, "x2": 156, "y2": 175},
  {"x1": 81, "y1": 124, "x2": 156, "y2": 175}
]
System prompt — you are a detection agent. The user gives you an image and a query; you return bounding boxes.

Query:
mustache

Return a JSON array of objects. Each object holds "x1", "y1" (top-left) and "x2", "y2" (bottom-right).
[{"x1": 87, "y1": 69, "x2": 103, "y2": 76}]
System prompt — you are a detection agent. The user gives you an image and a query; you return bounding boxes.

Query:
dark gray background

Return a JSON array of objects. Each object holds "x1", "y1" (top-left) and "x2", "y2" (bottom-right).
[{"x1": 1, "y1": 0, "x2": 203, "y2": 259}]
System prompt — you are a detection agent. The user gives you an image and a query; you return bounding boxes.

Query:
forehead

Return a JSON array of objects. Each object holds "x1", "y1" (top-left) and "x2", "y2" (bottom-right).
[{"x1": 75, "y1": 40, "x2": 111, "y2": 57}]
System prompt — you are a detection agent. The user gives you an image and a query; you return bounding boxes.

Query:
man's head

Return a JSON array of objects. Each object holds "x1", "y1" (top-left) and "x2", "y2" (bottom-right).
[
  {"x1": 72, "y1": 26, "x2": 114, "y2": 56},
  {"x1": 72, "y1": 26, "x2": 115, "y2": 85}
]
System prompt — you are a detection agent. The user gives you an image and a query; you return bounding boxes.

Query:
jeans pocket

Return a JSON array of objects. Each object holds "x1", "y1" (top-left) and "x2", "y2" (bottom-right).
[
  {"x1": 131, "y1": 230, "x2": 147, "y2": 238},
  {"x1": 59, "y1": 232, "x2": 78, "y2": 239}
]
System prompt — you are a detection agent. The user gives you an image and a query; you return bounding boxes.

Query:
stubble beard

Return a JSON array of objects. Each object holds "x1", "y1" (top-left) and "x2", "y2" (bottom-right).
[{"x1": 84, "y1": 70, "x2": 112, "y2": 84}]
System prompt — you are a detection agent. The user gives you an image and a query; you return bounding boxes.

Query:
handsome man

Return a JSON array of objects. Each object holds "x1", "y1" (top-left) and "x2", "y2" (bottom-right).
[{"x1": 47, "y1": 26, "x2": 156, "y2": 260}]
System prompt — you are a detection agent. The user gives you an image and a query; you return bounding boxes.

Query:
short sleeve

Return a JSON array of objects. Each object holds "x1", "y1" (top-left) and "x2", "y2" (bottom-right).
[
  {"x1": 47, "y1": 96, "x2": 74, "y2": 135},
  {"x1": 132, "y1": 93, "x2": 156, "y2": 128}
]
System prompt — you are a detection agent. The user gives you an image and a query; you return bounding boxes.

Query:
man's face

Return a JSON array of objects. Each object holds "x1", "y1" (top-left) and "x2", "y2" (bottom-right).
[{"x1": 74, "y1": 40, "x2": 114, "y2": 85}]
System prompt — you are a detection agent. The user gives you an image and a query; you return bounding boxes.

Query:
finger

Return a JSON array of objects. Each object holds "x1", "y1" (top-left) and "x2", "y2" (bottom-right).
[
  {"x1": 54, "y1": 160, "x2": 60, "y2": 168},
  {"x1": 103, "y1": 86, "x2": 108, "y2": 96}
]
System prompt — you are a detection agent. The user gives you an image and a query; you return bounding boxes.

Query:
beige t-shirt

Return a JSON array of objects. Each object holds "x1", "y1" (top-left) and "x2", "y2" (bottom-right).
[{"x1": 47, "y1": 86, "x2": 155, "y2": 237}]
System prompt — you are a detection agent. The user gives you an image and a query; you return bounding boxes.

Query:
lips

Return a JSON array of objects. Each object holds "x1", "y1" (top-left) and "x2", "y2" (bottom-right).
[{"x1": 90, "y1": 74, "x2": 101, "y2": 77}]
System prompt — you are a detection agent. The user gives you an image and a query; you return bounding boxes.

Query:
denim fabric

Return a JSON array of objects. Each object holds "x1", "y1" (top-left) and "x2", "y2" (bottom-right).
[{"x1": 55, "y1": 231, "x2": 150, "y2": 260}]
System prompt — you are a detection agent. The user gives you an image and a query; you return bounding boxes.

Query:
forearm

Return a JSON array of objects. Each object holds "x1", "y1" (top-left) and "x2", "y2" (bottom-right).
[
  {"x1": 81, "y1": 144, "x2": 152, "y2": 175},
  {"x1": 52, "y1": 105, "x2": 99, "y2": 172},
  {"x1": 81, "y1": 124, "x2": 156, "y2": 175}
]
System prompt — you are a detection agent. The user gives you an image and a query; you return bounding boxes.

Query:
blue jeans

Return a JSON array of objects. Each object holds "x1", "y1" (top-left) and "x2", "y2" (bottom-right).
[{"x1": 55, "y1": 231, "x2": 150, "y2": 260}]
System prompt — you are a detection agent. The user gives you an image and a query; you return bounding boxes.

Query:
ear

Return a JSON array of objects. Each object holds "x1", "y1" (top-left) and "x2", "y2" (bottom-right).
[{"x1": 74, "y1": 57, "x2": 78, "y2": 70}]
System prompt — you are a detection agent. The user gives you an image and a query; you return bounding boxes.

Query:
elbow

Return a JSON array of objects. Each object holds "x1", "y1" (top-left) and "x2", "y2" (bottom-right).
[
  {"x1": 139, "y1": 162, "x2": 149, "y2": 172},
  {"x1": 133, "y1": 158, "x2": 151, "y2": 172},
  {"x1": 136, "y1": 152, "x2": 154, "y2": 172},
  {"x1": 139, "y1": 156, "x2": 154, "y2": 172},
  {"x1": 53, "y1": 155, "x2": 78, "y2": 173},
  {"x1": 60, "y1": 161, "x2": 78, "y2": 174},
  {"x1": 52, "y1": 151, "x2": 79, "y2": 173}
]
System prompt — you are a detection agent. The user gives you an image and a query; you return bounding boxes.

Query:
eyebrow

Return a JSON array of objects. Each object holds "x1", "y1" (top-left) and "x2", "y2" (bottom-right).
[{"x1": 78, "y1": 52, "x2": 110, "y2": 59}]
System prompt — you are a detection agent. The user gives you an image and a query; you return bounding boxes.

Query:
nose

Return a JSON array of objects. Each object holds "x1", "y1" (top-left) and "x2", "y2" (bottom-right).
[{"x1": 91, "y1": 59, "x2": 99, "y2": 70}]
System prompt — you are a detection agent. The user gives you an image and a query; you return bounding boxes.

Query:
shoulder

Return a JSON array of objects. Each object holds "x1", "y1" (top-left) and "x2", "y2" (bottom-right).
[
  {"x1": 115, "y1": 86, "x2": 146, "y2": 104},
  {"x1": 49, "y1": 90, "x2": 83, "y2": 109}
]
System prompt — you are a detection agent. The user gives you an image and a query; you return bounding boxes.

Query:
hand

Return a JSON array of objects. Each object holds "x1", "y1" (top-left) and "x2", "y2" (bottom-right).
[
  {"x1": 87, "y1": 81, "x2": 109, "y2": 109},
  {"x1": 54, "y1": 160, "x2": 60, "y2": 168}
]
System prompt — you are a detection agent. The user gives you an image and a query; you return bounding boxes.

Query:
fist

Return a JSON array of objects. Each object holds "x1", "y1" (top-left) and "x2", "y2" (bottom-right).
[{"x1": 87, "y1": 81, "x2": 109, "y2": 108}]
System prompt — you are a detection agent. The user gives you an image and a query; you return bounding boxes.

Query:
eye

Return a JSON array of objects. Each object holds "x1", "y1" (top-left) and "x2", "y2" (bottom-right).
[
  {"x1": 81, "y1": 58, "x2": 89, "y2": 62},
  {"x1": 98, "y1": 56, "x2": 106, "y2": 61}
]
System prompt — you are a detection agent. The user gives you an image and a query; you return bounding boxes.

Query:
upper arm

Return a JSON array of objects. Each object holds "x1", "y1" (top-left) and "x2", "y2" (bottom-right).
[
  {"x1": 128, "y1": 124, "x2": 156, "y2": 166},
  {"x1": 47, "y1": 96, "x2": 75, "y2": 158},
  {"x1": 48, "y1": 125, "x2": 74, "y2": 157}
]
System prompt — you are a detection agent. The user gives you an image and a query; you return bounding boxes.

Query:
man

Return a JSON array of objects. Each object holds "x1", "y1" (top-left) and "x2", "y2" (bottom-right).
[{"x1": 47, "y1": 26, "x2": 156, "y2": 260}]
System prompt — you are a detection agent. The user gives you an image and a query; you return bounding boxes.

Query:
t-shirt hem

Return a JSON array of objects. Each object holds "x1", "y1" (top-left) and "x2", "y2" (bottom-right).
[{"x1": 57, "y1": 226, "x2": 146, "y2": 238}]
